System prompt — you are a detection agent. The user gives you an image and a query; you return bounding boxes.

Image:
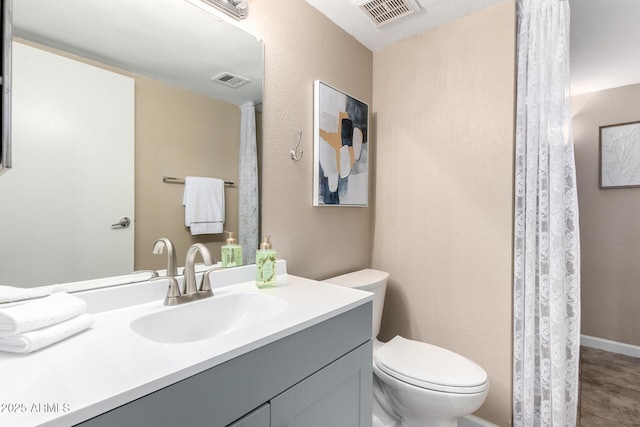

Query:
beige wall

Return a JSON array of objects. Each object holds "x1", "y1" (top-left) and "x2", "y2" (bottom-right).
[
  {"x1": 135, "y1": 78, "x2": 240, "y2": 270},
  {"x1": 371, "y1": 2, "x2": 516, "y2": 424},
  {"x1": 572, "y1": 83, "x2": 640, "y2": 346},
  {"x1": 238, "y1": 0, "x2": 374, "y2": 279}
]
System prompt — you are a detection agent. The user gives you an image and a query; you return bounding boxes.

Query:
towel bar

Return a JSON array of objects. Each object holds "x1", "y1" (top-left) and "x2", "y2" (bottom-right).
[{"x1": 162, "y1": 176, "x2": 235, "y2": 186}]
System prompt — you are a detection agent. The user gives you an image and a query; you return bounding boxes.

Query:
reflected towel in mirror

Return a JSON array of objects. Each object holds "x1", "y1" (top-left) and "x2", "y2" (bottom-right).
[
  {"x1": 183, "y1": 176, "x2": 225, "y2": 235},
  {"x1": 0, "y1": 285, "x2": 64, "y2": 304}
]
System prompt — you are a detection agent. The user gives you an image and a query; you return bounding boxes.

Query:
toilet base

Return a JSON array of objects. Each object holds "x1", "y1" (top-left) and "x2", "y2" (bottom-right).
[
  {"x1": 373, "y1": 374, "x2": 401, "y2": 427},
  {"x1": 373, "y1": 364, "x2": 488, "y2": 427},
  {"x1": 373, "y1": 373, "x2": 465, "y2": 427}
]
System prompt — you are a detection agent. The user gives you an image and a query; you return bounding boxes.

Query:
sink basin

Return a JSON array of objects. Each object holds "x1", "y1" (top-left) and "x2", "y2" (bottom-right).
[{"x1": 130, "y1": 292, "x2": 289, "y2": 344}]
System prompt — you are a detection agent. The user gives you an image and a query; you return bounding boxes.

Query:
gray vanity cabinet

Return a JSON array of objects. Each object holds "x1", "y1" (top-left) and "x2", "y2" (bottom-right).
[
  {"x1": 77, "y1": 302, "x2": 372, "y2": 427},
  {"x1": 228, "y1": 341, "x2": 371, "y2": 427},
  {"x1": 228, "y1": 404, "x2": 270, "y2": 427},
  {"x1": 270, "y1": 341, "x2": 372, "y2": 427}
]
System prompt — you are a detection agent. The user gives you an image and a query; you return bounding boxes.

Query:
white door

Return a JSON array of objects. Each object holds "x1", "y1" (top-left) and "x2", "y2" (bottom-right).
[{"x1": 0, "y1": 42, "x2": 135, "y2": 287}]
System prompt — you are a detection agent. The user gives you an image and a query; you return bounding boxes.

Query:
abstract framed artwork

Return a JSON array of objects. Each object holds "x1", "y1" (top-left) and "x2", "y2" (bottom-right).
[
  {"x1": 600, "y1": 121, "x2": 640, "y2": 189},
  {"x1": 313, "y1": 80, "x2": 369, "y2": 206}
]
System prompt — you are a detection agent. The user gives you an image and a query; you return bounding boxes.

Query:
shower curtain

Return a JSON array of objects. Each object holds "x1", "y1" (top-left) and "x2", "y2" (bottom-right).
[
  {"x1": 239, "y1": 101, "x2": 259, "y2": 264},
  {"x1": 513, "y1": 0, "x2": 581, "y2": 426}
]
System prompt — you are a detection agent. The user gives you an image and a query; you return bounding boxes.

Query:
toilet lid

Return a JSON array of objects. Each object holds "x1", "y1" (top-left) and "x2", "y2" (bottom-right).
[{"x1": 374, "y1": 336, "x2": 488, "y2": 394}]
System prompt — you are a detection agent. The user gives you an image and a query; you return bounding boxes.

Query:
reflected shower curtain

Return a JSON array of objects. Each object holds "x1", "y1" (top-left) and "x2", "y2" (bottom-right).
[
  {"x1": 239, "y1": 102, "x2": 259, "y2": 264},
  {"x1": 513, "y1": 0, "x2": 581, "y2": 426}
]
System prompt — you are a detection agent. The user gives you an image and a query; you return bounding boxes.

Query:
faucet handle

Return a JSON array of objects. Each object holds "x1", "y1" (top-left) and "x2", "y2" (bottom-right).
[
  {"x1": 200, "y1": 267, "x2": 224, "y2": 295},
  {"x1": 151, "y1": 277, "x2": 181, "y2": 306}
]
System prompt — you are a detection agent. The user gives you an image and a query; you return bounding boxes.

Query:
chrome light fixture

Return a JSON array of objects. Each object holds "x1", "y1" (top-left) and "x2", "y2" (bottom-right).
[{"x1": 196, "y1": 0, "x2": 249, "y2": 20}]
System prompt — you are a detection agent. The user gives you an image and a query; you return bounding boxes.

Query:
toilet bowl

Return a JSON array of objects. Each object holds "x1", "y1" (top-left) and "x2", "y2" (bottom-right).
[{"x1": 323, "y1": 269, "x2": 489, "y2": 427}]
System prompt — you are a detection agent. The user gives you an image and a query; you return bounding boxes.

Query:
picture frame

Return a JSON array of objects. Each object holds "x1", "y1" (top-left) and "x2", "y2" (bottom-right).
[
  {"x1": 313, "y1": 80, "x2": 369, "y2": 206},
  {"x1": 600, "y1": 121, "x2": 640, "y2": 189}
]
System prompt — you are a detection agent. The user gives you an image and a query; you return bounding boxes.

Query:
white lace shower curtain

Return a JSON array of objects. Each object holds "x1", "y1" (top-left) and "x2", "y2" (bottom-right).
[
  {"x1": 239, "y1": 102, "x2": 259, "y2": 264},
  {"x1": 513, "y1": 0, "x2": 581, "y2": 426}
]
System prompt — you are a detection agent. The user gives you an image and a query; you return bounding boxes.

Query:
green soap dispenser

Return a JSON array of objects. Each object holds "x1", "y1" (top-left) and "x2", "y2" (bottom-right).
[
  {"x1": 256, "y1": 235, "x2": 277, "y2": 288},
  {"x1": 221, "y1": 231, "x2": 243, "y2": 268}
]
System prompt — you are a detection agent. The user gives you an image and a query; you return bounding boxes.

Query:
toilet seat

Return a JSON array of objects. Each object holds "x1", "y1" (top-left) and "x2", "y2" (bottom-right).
[{"x1": 374, "y1": 336, "x2": 488, "y2": 394}]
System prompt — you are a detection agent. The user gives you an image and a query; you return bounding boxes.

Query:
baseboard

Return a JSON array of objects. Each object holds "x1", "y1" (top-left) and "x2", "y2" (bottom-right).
[
  {"x1": 581, "y1": 334, "x2": 640, "y2": 358},
  {"x1": 458, "y1": 415, "x2": 499, "y2": 427}
]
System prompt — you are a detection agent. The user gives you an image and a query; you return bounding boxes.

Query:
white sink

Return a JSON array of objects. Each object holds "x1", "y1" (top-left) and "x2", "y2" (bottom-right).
[{"x1": 130, "y1": 292, "x2": 289, "y2": 344}]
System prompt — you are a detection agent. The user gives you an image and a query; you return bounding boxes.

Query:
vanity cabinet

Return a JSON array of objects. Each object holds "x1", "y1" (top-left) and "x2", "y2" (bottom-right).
[
  {"x1": 270, "y1": 339, "x2": 372, "y2": 427},
  {"x1": 77, "y1": 302, "x2": 372, "y2": 427},
  {"x1": 228, "y1": 404, "x2": 270, "y2": 427}
]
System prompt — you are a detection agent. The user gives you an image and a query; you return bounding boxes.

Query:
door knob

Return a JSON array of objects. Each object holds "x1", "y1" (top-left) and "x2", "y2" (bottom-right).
[{"x1": 111, "y1": 217, "x2": 131, "y2": 228}]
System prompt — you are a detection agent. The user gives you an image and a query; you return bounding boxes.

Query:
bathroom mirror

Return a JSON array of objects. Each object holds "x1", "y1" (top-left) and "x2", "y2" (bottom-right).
[{"x1": 0, "y1": 0, "x2": 263, "y2": 288}]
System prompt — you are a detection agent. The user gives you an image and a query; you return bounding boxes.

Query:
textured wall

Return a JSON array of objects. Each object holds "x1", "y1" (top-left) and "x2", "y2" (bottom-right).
[
  {"x1": 371, "y1": 2, "x2": 516, "y2": 424},
  {"x1": 572, "y1": 83, "x2": 640, "y2": 347},
  {"x1": 239, "y1": 0, "x2": 374, "y2": 279}
]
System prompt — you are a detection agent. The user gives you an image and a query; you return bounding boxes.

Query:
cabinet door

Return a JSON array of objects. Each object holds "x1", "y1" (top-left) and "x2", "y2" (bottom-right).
[
  {"x1": 270, "y1": 342, "x2": 372, "y2": 427},
  {"x1": 228, "y1": 403, "x2": 270, "y2": 427}
]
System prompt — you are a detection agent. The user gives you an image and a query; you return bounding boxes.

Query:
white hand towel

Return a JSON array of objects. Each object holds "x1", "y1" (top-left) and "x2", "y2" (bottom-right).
[
  {"x1": 0, "y1": 313, "x2": 94, "y2": 354},
  {"x1": 0, "y1": 293, "x2": 87, "y2": 337},
  {"x1": 183, "y1": 176, "x2": 225, "y2": 235},
  {"x1": 0, "y1": 285, "x2": 64, "y2": 304}
]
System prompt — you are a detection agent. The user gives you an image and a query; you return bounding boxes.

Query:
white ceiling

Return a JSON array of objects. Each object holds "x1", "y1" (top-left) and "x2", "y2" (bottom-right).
[
  {"x1": 13, "y1": 0, "x2": 263, "y2": 107},
  {"x1": 305, "y1": 0, "x2": 640, "y2": 96},
  {"x1": 570, "y1": 0, "x2": 640, "y2": 96},
  {"x1": 304, "y1": 0, "x2": 506, "y2": 52}
]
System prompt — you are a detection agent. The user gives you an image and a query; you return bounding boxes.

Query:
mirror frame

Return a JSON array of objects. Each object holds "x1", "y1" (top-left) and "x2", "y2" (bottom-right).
[{"x1": 0, "y1": 0, "x2": 11, "y2": 172}]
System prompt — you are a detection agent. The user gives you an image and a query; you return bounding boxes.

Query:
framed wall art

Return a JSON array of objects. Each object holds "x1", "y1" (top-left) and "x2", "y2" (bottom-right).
[
  {"x1": 313, "y1": 80, "x2": 369, "y2": 206},
  {"x1": 600, "y1": 121, "x2": 640, "y2": 189}
]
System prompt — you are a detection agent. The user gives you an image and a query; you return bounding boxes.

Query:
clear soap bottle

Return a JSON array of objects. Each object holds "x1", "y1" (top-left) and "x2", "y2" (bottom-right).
[
  {"x1": 221, "y1": 231, "x2": 243, "y2": 268},
  {"x1": 256, "y1": 235, "x2": 277, "y2": 288}
]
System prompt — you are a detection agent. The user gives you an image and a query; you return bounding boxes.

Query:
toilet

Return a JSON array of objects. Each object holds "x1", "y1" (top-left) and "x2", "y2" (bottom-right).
[{"x1": 323, "y1": 269, "x2": 489, "y2": 427}]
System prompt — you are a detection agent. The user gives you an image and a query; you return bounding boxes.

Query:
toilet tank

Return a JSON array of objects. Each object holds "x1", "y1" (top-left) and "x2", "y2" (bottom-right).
[{"x1": 323, "y1": 269, "x2": 389, "y2": 340}]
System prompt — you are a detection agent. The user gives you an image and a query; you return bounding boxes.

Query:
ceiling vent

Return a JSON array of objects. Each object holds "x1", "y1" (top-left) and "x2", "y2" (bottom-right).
[
  {"x1": 193, "y1": 0, "x2": 249, "y2": 20},
  {"x1": 353, "y1": 0, "x2": 421, "y2": 27},
  {"x1": 211, "y1": 72, "x2": 250, "y2": 89}
]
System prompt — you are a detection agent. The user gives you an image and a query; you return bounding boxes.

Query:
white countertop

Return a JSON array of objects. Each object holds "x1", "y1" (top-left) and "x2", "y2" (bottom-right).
[{"x1": 0, "y1": 271, "x2": 372, "y2": 427}]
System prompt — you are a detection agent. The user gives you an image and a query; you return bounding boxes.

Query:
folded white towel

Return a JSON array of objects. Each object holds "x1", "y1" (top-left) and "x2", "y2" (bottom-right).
[
  {"x1": 0, "y1": 313, "x2": 94, "y2": 353},
  {"x1": 0, "y1": 285, "x2": 64, "y2": 304},
  {"x1": 0, "y1": 293, "x2": 87, "y2": 337},
  {"x1": 183, "y1": 176, "x2": 225, "y2": 235}
]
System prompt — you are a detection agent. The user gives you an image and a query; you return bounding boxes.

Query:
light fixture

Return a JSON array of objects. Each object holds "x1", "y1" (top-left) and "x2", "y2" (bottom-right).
[{"x1": 189, "y1": 0, "x2": 249, "y2": 21}]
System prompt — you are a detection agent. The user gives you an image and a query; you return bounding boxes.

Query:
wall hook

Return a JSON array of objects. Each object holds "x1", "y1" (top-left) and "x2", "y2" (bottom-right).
[{"x1": 290, "y1": 131, "x2": 303, "y2": 161}]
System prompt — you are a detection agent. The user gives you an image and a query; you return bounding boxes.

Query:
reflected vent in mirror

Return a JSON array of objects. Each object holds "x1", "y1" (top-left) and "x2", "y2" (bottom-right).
[
  {"x1": 354, "y1": 0, "x2": 421, "y2": 27},
  {"x1": 191, "y1": 0, "x2": 249, "y2": 21},
  {"x1": 212, "y1": 72, "x2": 250, "y2": 89}
]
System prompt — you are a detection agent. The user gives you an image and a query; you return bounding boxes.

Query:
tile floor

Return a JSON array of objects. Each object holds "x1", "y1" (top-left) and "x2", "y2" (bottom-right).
[{"x1": 579, "y1": 346, "x2": 640, "y2": 426}]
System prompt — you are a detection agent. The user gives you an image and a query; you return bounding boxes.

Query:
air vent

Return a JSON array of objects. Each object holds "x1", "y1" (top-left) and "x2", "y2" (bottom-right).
[
  {"x1": 196, "y1": 0, "x2": 248, "y2": 20},
  {"x1": 354, "y1": 0, "x2": 421, "y2": 27},
  {"x1": 211, "y1": 72, "x2": 250, "y2": 89}
]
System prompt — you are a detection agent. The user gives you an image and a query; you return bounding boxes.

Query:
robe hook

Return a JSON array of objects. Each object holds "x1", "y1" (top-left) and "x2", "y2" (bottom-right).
[{"x1": 290, "y1": 131, "x2": 303, "y2": 161}]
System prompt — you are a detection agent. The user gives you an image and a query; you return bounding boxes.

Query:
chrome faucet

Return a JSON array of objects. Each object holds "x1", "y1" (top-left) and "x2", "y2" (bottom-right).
[
  {"x1": 152, "y1": 241, "x2": 218, "y2": 306},
  {"x1": 183, "y1": 243, "x2": 215, "y2": 295},
  {"x1": 152, "y1": 238, "x2": 178, "y2": 277}
]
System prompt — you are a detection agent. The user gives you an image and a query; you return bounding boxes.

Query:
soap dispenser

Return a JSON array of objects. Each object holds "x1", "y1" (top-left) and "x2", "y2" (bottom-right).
[
  {"x1": 221, "y1": 231, "x2": 243, "y2": 268},
  {"x1": 256, "y1": 235, "x2": 277, "y2": 288}
]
